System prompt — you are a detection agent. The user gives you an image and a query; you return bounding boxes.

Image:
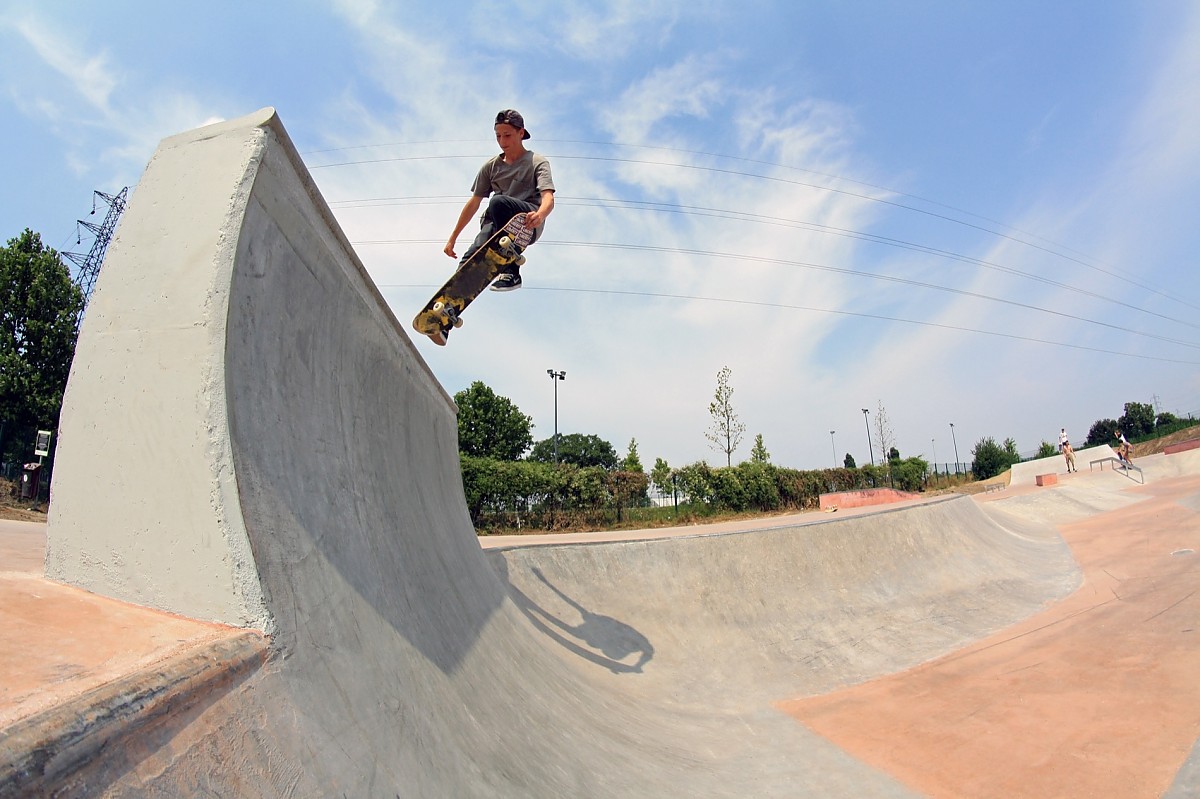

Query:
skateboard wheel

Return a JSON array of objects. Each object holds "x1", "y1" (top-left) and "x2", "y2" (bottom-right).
[
  {"x1": 515, "y1": 255, "x2": 526, "y2": 266},
  {"x1": 453, "y1": 317, "x2": 464, "y2": 328},
  {"x1": 432, "y1": 301, "x2": 445, "y2": 312},
  {"x1": 498, "y1": 235, "x2": 511, "y2": 248}
]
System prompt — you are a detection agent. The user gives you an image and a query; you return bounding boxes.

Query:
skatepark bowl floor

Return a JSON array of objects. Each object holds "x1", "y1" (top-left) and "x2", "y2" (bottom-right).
[{"x1": 2, "y1": 450, "x2": 1199, "y2": 797}]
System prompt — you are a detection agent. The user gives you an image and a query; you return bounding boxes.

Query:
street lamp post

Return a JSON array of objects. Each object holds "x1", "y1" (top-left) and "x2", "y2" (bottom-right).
[
  {"x1": 830, "y1": 430, "x2": 837, "y2": 468},
  {"x1": 862, "y1": 408, "x2": 874, "y2": 466},
  {"x1": 547, "y1": 369, "x2": 566, "y2": 462},
  {"x1": 950, "y1": 422, "x2": 961, "y2": 475}
]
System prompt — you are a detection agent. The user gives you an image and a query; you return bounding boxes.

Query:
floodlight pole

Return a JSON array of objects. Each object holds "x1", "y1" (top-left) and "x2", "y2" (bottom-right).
[
  {"x1": 862, "y1": 408, "x2": 874, "y2": 466},
  {"x1": 547, "y1": 369, "x2": 566, "y2": 462},
  {"x1": 950, "y1": 422, "x2": 961, "y2": 475},
  {"x1": 830, "y1": 430, "x2": 837, "y2": 468}
]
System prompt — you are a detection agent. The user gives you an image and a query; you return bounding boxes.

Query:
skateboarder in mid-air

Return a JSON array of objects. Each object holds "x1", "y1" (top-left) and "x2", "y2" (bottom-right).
[{"x1": 444, "y1": 109, "x2": 555, "y2": 291}]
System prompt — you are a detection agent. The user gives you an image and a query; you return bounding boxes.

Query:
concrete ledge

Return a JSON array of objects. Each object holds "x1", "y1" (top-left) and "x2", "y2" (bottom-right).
[
  {"x1": 1164, "y1": 439, "x2": 1200, "y2": 456},
  {"x1": 819, "y1": 488, "x2": 919, "y2": 510},
  {"x1": 1035, "y1": 474, "x2": 1058, "y2": 487},
  {"x1": 0, "y1": 631, "x2": 266, "y2": 797}
]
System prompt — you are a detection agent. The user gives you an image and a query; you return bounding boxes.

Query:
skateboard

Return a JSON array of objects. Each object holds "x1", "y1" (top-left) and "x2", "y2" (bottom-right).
[{"x1": 412, "y1": 213, "x2": 534, "y2": 345}]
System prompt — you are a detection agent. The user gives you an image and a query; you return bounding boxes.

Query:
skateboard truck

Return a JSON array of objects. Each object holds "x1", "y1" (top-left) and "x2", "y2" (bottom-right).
[
  {"x1": 496, "y1": 236, "x2": 527, "y2": 264},
  {"x1": 431, "y1": 301, "x2": 464, "y2": 331}
]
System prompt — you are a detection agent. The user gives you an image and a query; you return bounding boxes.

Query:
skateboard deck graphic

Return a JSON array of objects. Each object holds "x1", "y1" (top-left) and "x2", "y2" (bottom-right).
[{"x1": 412, "y1": 213, "x2": 533, "y2": 345}]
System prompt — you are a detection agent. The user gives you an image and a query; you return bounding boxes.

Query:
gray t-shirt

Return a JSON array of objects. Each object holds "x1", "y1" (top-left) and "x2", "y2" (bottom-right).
[{"x1": 470, "y1": 151, "x2": 555, "y2": 205}]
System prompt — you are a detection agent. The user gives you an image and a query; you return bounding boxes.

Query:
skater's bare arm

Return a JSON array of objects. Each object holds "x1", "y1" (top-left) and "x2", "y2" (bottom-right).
[
  {"x1": 524, "y1": 190, "x2": 555, "y2": 229},
  {"x1": 444, "y1": 195, "x2": 484, "y2": 259}
]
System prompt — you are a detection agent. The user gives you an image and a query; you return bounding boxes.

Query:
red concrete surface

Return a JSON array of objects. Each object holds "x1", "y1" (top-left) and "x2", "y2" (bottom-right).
[
  {"x1": 780, "y1": 473, "x2": 1200, "y2": 799},
  {"x1": 0, "y1": 521, "x2": 247, "y2": 730},
  {"x1": 1164, "y1": 438, "x2": 1200, "y2": 455},
  {"x1": 818, "y1": 487, "x2": 919, "y2": 510}
]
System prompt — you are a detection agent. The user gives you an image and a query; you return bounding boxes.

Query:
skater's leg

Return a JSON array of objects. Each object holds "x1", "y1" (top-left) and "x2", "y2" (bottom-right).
[{"x1": 457, "y1": 196, "x2": 538, "y2": 266}]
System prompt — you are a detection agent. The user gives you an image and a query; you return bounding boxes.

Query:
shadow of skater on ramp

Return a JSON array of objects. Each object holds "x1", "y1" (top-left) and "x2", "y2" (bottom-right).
[{"x1": 493, "y1": 557, "x2": 654, "y2": 674}]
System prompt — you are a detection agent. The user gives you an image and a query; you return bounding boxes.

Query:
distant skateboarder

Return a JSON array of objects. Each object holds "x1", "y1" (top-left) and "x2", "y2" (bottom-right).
[
  {"x1": 1063, "y1": 441, "x2": 1076, "y2": 473},
  {"x1": 1116, "y1": 430, "x2": 1134, "y2": 467}
]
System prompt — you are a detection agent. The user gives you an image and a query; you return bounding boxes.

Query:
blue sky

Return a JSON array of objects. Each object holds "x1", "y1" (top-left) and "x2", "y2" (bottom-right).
[{"x1": 3, "y1": 1, "x2": 1199, "y2": 472}]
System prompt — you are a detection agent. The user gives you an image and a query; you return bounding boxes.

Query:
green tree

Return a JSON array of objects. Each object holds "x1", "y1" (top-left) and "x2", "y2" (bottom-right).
[
  {"x1": 890, "y1": 457, "x2": 929, "y2": 492},
  {"x1": 749, "y1": 433, "x2": 770, "y2": 464},
  {"x1": 622, "y1": 438, "x2": 644, "y2": 472},
  {"x1": 1086, "y1": 418, "x2": 1119, "y2": 447},
  {"x1": 971, "y1": 436, "x2": 1018, "y2": 480},
  {"x1": 454, "y1": 381, "x2": 533, "y2": 460},
  {"x1": 705, "y1": 365, "x2": 745, "y2": 467},
  {"x1": 736, "y1": 461, "x2": 779, "y2": 510},
  {"x1": 1, "y1": 229, "x2": 84, "y2": 462},
  {"x1": 529, "y1": 433, "x2": 618, "y2": 469},
  {"x1": 1036, "y1": 441, "x2": 1058, "y2": 458},
  {"x1": 609, "y1": 469, "x2": 649, "y2": 511},
  {"x1": 650, "y1": 457, "x2": 673, "y2": 496},
  {"x1": 1118, "y1": 401, "x2": 1155, "y2": 438},
  {"x1": 843, "y1": 452, "x2": 856, "y2": 469},
  {"x1": 674, "y1": 461, "x2": 716, "y2": 505}
]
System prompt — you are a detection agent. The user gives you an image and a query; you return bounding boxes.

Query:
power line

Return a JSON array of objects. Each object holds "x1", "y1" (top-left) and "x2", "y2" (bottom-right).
[
  {"x1": 308, "y1": 146, "x2": 1198, "y2": 312},
  {"x1": 336, "y1": 193, "x2": 1199, "y2": 331},
  {"x1": 352, "y1": 236, "x2": 1200, "y2": 351},
  {"x1": 376, "y1": 280, "x2": 1200, "y2": 366}
]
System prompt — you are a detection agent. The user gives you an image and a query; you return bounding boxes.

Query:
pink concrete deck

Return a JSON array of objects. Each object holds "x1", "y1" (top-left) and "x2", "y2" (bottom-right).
[
  {"x1": 0, "y1": 521, "x2": 255, "y2": 731},
  {"x1": 781, "y1": 471, "x2": 1200, "y2": 798}
]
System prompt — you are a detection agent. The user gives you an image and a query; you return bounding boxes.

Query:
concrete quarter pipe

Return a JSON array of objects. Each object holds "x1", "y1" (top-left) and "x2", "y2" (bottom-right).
[{"x1": 22, "y1": 109, "x2": 1182, "y2": 796}]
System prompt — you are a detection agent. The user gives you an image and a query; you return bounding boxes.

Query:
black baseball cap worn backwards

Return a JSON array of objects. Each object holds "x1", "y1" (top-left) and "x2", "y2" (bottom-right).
[{"x1": 495, "y1": 109, "x2": 531, "y2": 140}]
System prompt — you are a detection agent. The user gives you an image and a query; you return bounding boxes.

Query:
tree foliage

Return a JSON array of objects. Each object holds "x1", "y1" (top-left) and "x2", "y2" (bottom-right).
[
  {"x1": 529, "y1": 432, "x2": 618, "y2": 469},
  {"x1": 650, "y1": 457, "x2": 673, "y2": 496},
  {"x1": 459, "y1": 456, "x2": 649, "y2": 526},
  {"x1": 749, "y1": 433, "x2": 770, "y2": 464},
  {"x1": 1086, "y1": 418, "x2": 1119, "y2": 447},
  {"x1": 461, "y1": 450, "x2": 944, "y2": 531},
  {"x1": 1084, "y1": 400, "x2": 1194, "y2": 446},
  {"x1": 622, "y1": 438, "x2": 644, "y2": 473},
  {"x1": 888, "y1": 457, "x2": 929, "y2": 491},
  {"x1": 1, "y1": 229, "x2": 84, "y2": 461},
  {"x1": 1157, "y1": 411, "x2": 1179, "y2": 428},
  {"x1": 705, "y1": 365, "x2": 745, "y2": 467},
  {"x1": 454, "y1": 381, "x2": 533, "y2": 460},
  {"x1": 1118, "y1": 401, "x2": 1155, "y2": 438},
  {"x1": 971, "y1": 436, "x2": 1019, "y2": 480}
]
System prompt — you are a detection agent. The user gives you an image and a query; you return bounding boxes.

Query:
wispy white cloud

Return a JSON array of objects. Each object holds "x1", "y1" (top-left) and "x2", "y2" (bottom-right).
[
  {"x1": 7, "y1": 13, "x2": 119, "y2": 115},
  {"x1": 0, "y1": 10, "x2": 227, "y2": 185}
]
